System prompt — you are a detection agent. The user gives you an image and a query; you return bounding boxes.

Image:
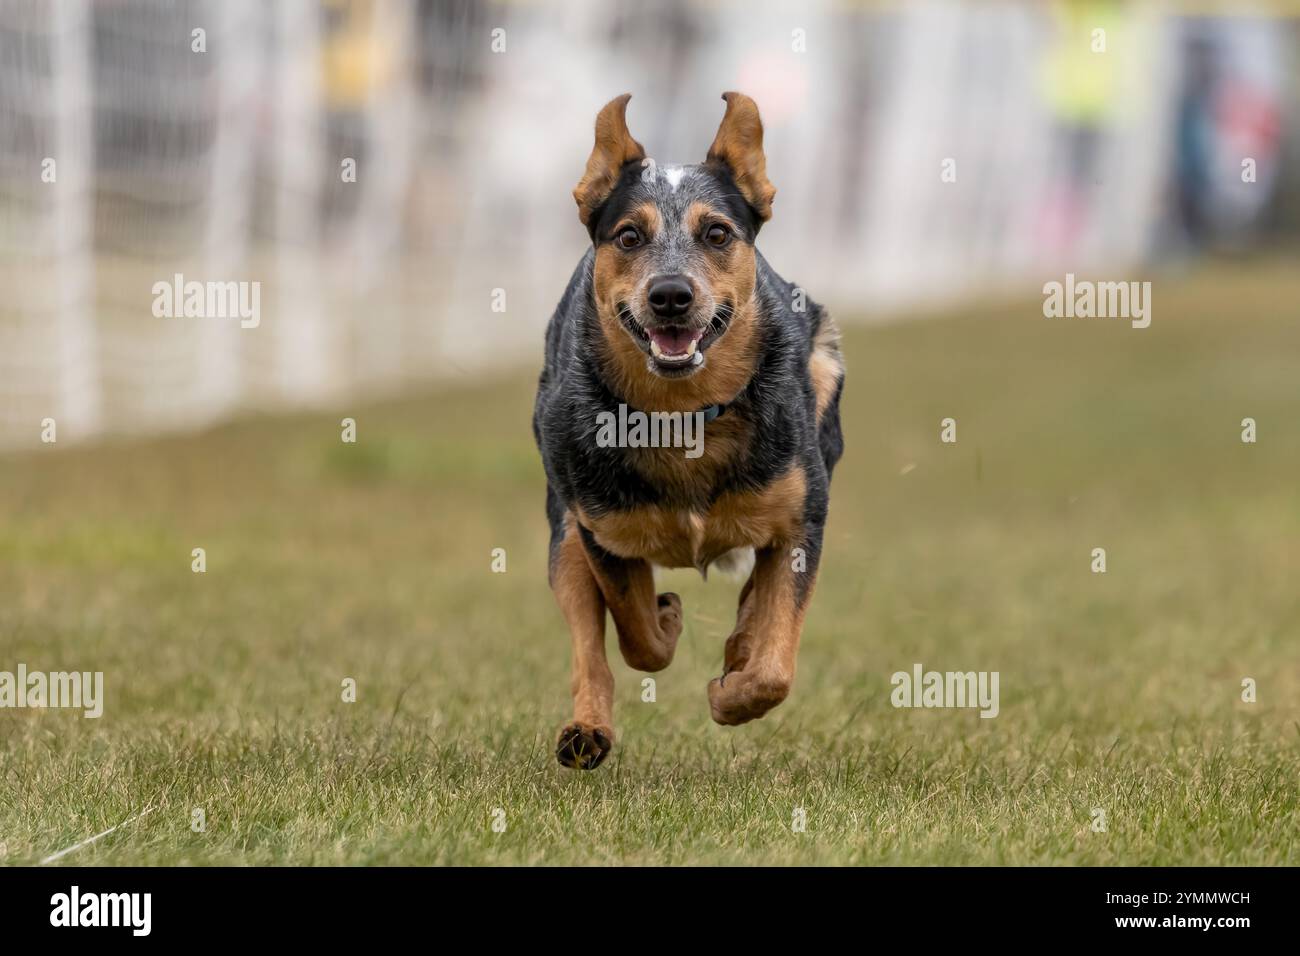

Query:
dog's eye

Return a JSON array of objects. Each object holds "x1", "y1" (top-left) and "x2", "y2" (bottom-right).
[
  {"x1": 615, "y1": 227, "x2": 641, "y2": 250},
  {"x1": 704, "y1": 225, "x2": 731, "y2": 247}
]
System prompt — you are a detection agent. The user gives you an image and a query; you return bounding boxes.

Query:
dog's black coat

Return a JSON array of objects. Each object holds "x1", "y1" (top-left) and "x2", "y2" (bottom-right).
[{"x1": 533, "y1": 161, "x2": 843, "y2": 597}]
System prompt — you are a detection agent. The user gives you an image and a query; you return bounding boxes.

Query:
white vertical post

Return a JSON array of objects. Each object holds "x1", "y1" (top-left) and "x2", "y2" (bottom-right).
[
  {"x1": 352, "y1": 0, "x2": 416, "y2": 388},
  {"x1": 51, "y1": 0, "x2": 99, "y2": 439},
  {"x1": 273, "y1": 0, "x2": 333, "y2": 404},
  {"x1": 199, "y1": 0, "x2": 261, "y2": 423}
]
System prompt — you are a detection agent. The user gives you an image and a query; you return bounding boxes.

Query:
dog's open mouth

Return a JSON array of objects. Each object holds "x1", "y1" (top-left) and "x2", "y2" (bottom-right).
[
  {"x1": 648, "y1": 325, "x2": 704, "y2": 367},
  {"x1": 618, "y1": 303, "x2": 733, "y2": 377}
]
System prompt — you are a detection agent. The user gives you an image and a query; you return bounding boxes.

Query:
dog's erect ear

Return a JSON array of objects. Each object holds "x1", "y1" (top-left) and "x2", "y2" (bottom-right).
[
  {"x1": 705, "y1": 92, "x2": 776, "y2": 222},
  {"x1": 573, "y1": 94, "x2": 646, "y2": 227}
]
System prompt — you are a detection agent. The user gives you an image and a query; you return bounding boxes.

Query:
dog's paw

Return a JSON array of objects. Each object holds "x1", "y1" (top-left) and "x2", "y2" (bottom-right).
[
  {"x1": 556, "y1": 722, "x2": 614, "y2": 770},
  {"x1": 621, "y1": 593, "x2": 683, "y2": 672},
  {"x1": 707, "y1": 668, "x2": 791, "y2": 726},
  {"x1": 656, "y1": 591, "x2": 683, "y2": 640}
]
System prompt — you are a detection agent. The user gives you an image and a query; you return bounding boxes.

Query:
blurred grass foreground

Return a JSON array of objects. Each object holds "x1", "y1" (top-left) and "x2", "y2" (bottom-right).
[{"x1": 1, "y1": 262, "x2": 1297, "y2": 865}]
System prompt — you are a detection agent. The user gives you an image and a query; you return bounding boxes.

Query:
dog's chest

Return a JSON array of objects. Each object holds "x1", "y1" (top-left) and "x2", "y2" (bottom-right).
[{"x1": 579, "y1": 463, "x2": 806, "y2": 571}]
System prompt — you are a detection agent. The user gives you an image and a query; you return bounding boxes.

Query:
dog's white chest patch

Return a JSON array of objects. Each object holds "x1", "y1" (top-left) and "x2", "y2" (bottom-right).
[{"x1": 710, "y1": 546, "x2": 756, "y2": 582}]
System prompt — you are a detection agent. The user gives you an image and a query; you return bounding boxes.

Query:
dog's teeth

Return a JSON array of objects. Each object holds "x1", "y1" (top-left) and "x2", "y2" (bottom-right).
[{"x1": 650, "y1": 333, "x2": 702, "y2": 364}]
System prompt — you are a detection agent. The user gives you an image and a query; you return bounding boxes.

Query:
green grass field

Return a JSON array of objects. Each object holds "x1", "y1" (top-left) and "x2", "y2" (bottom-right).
[{"x1": 2, "y1": 262, "x2": 1298, "y2": 865}]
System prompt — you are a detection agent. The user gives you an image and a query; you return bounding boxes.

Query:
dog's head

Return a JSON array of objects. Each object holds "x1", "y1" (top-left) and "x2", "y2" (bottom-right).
[{"x1": 575, "y1": 93, "x2": 775, "y2": 382}]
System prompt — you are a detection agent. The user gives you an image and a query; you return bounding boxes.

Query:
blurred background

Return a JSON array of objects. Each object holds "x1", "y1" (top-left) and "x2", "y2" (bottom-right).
[
  {"x1": 0, "y1": 0, "x2": 1295, "y2": 449},
  {"x1": 2, "y1": 1, "x2": 1299, "y2": 866}
]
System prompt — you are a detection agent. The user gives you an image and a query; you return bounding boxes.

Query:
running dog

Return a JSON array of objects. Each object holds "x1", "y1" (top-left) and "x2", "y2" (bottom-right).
[{"x1": 534, "y1": 93, "x2": 844, "y2": 769}]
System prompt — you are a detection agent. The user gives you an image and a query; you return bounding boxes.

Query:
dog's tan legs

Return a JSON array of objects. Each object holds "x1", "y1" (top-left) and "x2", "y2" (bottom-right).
[
  {"x1": 579, "y1": 529, "x2": 682, "y2": 672},
  {"x1": 708, "y1": 543, "x2": 817, "y2": 725},
  {"x1": 720, "y1": 569, "x2": 758, "y2": 676},
  {"x1": 551, "y1": 519, "x2": 614, "y2": 769}
]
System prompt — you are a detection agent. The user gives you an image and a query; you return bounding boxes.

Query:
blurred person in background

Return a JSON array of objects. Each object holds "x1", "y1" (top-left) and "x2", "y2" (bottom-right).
[
  {"x1": 1038, "y1": 0, "x2": 1127, "y2": 262},
  {"x1": 1174, "y1": 23, "x2": 1283, "y2": 253}
]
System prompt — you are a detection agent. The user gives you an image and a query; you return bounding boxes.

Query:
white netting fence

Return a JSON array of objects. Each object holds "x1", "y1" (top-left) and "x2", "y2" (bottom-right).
[{"x1": 0, "y1": 0, "x2": 1292, "y2": 449}]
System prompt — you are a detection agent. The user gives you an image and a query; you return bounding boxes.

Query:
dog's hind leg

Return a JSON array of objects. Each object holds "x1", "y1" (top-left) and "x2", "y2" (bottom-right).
[
  {"x1": 578, "y1": 526, "x2": 682, "y2": 673},
  {"x1": 551, "y1": 515, "x2": 615, "y2": 769}
]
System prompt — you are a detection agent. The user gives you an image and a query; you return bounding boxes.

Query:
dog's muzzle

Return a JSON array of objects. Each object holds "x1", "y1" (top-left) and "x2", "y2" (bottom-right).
[{"x1": 618, "y1": 302, "x2": 734, "y2": 377}]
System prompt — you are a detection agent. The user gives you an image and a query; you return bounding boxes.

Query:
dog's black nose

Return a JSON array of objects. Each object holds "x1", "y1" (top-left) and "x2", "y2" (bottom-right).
[{"x1": 647, "y1": 276, "x2": 694, "y2": 319}]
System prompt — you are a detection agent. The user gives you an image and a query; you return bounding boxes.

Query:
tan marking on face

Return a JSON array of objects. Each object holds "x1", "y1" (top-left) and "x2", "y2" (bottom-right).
[
  {"x1": 694, "y1": 214, "x2": 755, "y2": 313},
  {"x1": 592, "y1": 200, "x2": 662, "y2": 313},
  {"x1": 682, "y1": 200, "x2": 739, "y2": 238},
  {"x1": 615, "y1": 201, "x2": 662, "y2": 241},
  {"x1": 592, "y1": 199, "x2": 761, "y2": 414},
  {"x1": 597, "y1": 296, "x2": 759, "y2": 411}
]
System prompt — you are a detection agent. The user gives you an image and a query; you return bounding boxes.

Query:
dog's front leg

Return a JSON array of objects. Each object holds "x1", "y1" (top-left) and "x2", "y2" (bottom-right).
[
  {"x1": 578, "y1": 526, "x2": 683, "y2": 673},
  {"x1": 708, "y1": 524, "x2": 822, "y2": 726},
  {"x1": 552, "y1": 518, "x2": 615, "y2": 769}
]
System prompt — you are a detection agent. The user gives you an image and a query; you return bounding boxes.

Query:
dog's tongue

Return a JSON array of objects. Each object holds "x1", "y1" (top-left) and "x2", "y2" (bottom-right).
[{"x1": 648, "y1": 326, "x2": 700, "y2": 358}]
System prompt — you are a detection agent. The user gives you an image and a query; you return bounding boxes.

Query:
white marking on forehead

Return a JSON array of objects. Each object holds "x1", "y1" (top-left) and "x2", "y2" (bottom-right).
[{"x1": 662, "y1": 165, "x2": 687, "y2": 191}]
